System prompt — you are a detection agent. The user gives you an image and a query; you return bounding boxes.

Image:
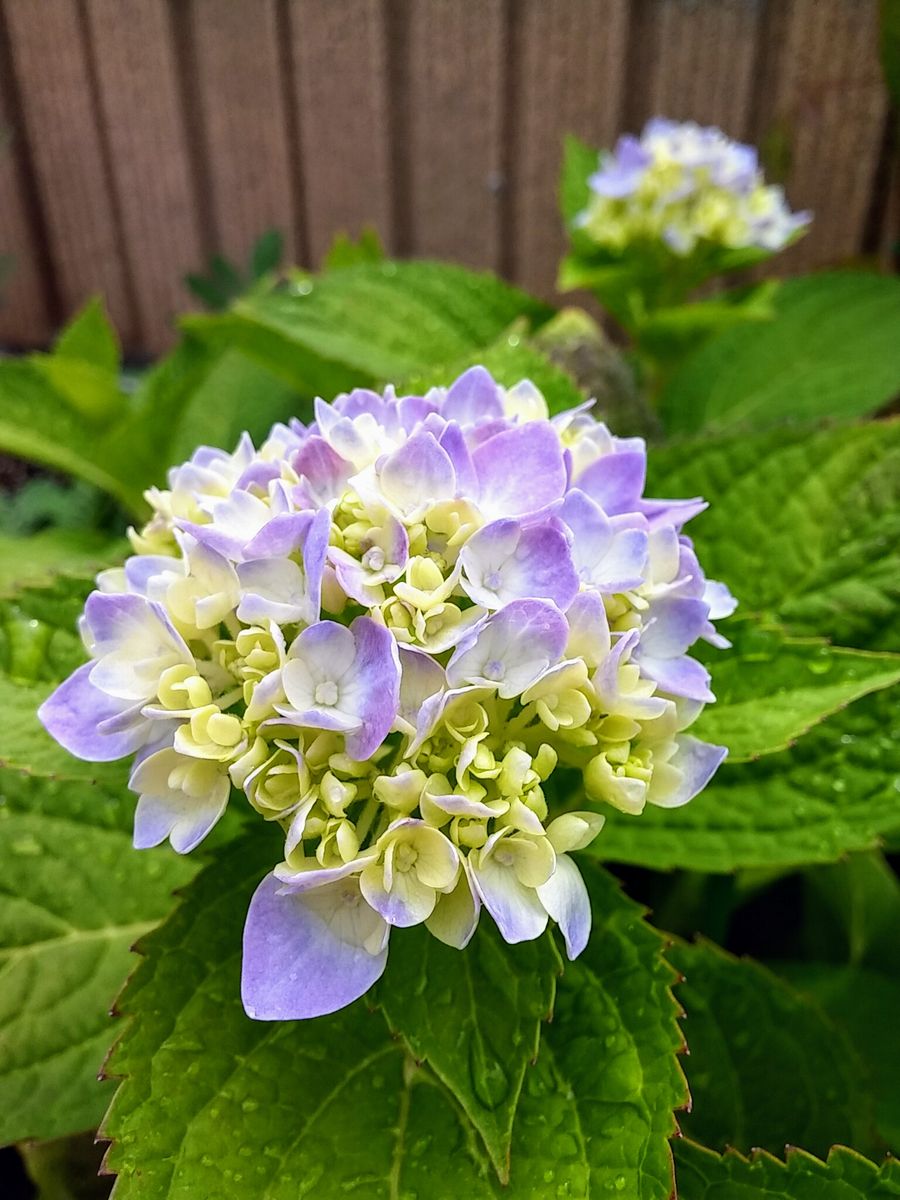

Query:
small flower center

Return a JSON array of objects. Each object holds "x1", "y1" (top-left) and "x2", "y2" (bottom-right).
[
  {"x1": 395, "y1": 843, "x2": 419, "y2": 873},
  {"x1": 315, "y1": 681, "x2": 339, "y2": 707},
  {"x1": 484, "y1": 571, "x2": 502, "y2": 591},
  {"x1": 362, "y1": 546, "x2": 385, "y2": 572},
  {"x1": 484, "y1": 659, "x2": 505, "y2": 681}
]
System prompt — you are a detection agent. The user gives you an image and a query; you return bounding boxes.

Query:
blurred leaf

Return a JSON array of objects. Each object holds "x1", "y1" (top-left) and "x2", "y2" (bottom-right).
[
  {"x1": 249, "y1": 229, "x2": 283, "y2": 279},
  {"x1": 0, "y1": 529, "x2": 122, "y2": 596},
  {"x1": 880, "y1": 0, "x2": 900, "y2": 109},
  {"x1": 597, "y1": 688, "x2": 900, "y2": 873},
  {"x1": 322, "y1": 227, "x2": 385, "y2": 271},
  {"x1": 635, "y1": 281, "x2": 779, "y2": 361},
  {"x1": 53, "y1": 297, "x2": 119, "y2": 374},
  {"x1": 20, "y1": 1132, "x2": 110, "y2": 1200},
  {"x1": 0, "y1": 359, "x2": 142, "y2": 511},
  {"x1": 559, "y1": 134, "x2": 597, "y2": 244},
  {"x1": 674, "y1": 1141, "x2": 900, "y2": 1199},
  {"x1": 184, "y1": 272, "x2": 230, "y2": 312},
  {"x1": 153, "y1": 346, "x2": 305, "y2": 466},
  {"x1": 183, "y1": 261, "x2": 553, "y2": 394},
  {"x1": 672, "y1": 940, "x2": 873, "y2": 1157},
  {"x1": 799, "y1": 852, "x2": 900, "y2": 972},
  {"x1": 0, "y1": 477, "x2": 109, "y2": 538},
  {"x1": 661, "y1": 273, "x2": 900, "y2": 434},
  {"x1": 648, "y1": 419, "x2": 900, "y2": 650},
  {"x1": 694, "y1": 622, "x2": 900, "y2": 760},
  {"x1": 781, "y1": 963, "x2": 900, "y2": 1154}
]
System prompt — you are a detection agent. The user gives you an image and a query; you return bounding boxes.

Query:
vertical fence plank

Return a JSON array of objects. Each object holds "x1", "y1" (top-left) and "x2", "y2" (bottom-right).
[
  {"x1": 755, "y1": 0, "x2": 888, "y2": 272},
  {"x1": 3, "y1": 0, "x2": 135, "y2": 343},
  {"x1": 627, "y1": 0, "x2": 762, "y2": 136},
  {"x1": 509, "y1": 0, "x2": 630, "y2": 298},
  {"x1": 85, "y1": 0, "x2": 202, "y2": 353},
  {"x1": 190, "y1": 0, "x2": 297, "y2": 267},
  {"x1": 403, "y1": 0, "x2": 505, "y2": 269},
  {"x1": 0, "y1": 53, "x2": 51, "y2": 347},
  {"x1": 289, "y1": 0, "x2": 392, "y2": 265}
]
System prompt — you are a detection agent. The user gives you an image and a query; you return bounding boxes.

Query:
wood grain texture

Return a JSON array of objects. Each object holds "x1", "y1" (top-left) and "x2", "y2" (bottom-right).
[
  {"x1": 85, "y1": 0, "x2": 202, "y2": 352},
  {"x1": 290, "y1": 0, "x2": 392, "y2": 265},
  {"x1": 0, "y1": 0, "x2": 895, "y2": 353},
  {"x1": 509, "y1": 0, "x2": 630, "y2": 298},
  {"x1": 754, "y1": 0, "x2": 888, "y2": 273},
  {"x1": 403, "y1": 0, "x2": 505, "y2": 269},
  {"x1": 0, "y1": 36, "x2": 51, "y2": 347},
  {"x1": 3, "y1": 0, "x2": 134, "y2": 343},
  {"x1": 190, "y1": 0, "x2": 296, "y2": 266},
  {"x1": 627, "y1": 0, "x2": 762, "y2": 136}
]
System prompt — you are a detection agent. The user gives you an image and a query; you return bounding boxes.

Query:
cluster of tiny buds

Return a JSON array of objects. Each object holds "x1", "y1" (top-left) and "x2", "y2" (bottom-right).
[{"x1": 578, "y1": 117, "x2": 811, "y2": 257}]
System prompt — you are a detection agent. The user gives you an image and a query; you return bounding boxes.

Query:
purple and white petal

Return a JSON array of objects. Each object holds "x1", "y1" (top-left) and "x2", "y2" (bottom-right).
[
  {"x1": 38, "y1": 663, "x2": 155, "y2": 762},
  {"x1": 647, "y1": 736, "x2": 727, "y2": 809},
  {"x1": 472, "y1": 423, "x2": 567, "y2": 519},
  {"x1": 536, "y1": 855, "x2": 591, "y2": 960},
  {"x1": 426, "y1": 866, "x2": 481, "y2": 949},
  {"x1": 459, "y1": 518, "x2": 579, "y2": 610},
  {"x1": 377, "y1": 431, "x2": 456, "y2": 517},
  {"x1": 83, "y1": 592, "x2": 192, "y2": 701},
  {"x1": 241, "y1": 873, "x2": 389, "y2": 1020},
  {"x1": 441, "y1": 365, "x2": 504, "y2": 426},
  {"x1": 447, "y1": 599, "x2": 568, "y2": 698},
  {"x1": 130, "y1": 748, "x2": 229, "y2": 854},
  {"x1": 469, "y1": 848, "x2": 549, "y2": 945}
]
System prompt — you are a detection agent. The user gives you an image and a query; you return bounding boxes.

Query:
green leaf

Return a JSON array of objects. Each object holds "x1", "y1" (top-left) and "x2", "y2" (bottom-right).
[
  {"x1": 183, "y1": 261, "x2": 553, "y2": 394},
  {"x1": 647, "y1": 419, "x2": 900, "y2": 650},
  {"x1": 670, "y1": 940, "x2": 873, "y2": 1157},
  {"x1": 674, "y1": 1141, "x2": 900, "y2": 1199},
  {"x1": 0, "y1": 359, "x2": 141, "y2": 511},
  {"x1": 559, "y1": 134, "x2": 597, "y2": 232},
  {"x1": 0, "y1": 530, "x2": 122, "y2": 596},
  {"x1": 322, "y1": 227, "x2": 385, "y2": 271},
  {"x1": 0, "y1": 766, "x2": 194, "y2": 1145},
  {"x1": 695, "y1": 622, "x2": 900, "y2": 760},
  {"x1": 781, "y1": 963, "x2": 900, "y2": 1154},
  {"x1": 249, "y1": 229, "x2": 284, "y2": 280},
  {"x1": 661, "y1": 272, "x2": 900, "y2": 434},
  {"x1": 53, "y1": 297, "x2": 120, "y2": 374},
  {"x1": 0, "y1": 576, "x2": 94, "y2": 683},
  {"x1": 153, "y1": 347, "x2": 306, "y2": 467},
  {"x1": 19, "y1": 1131, "x2": 110, "y2": 1200},
  {"x1": 798, "y1": 852, "x2": 900, "y2": 973},
  {"x1": 376, "y1": 922, "x2": 562, "y2": 1182},
  {"x1": 184, "y1": 272, "x2": 230, "y2": 312},
  {"x1": 397, "y1": 328, "x2": 585, "y2": 417},
  {"x1": 597, "y1": 687, "x2": 900, "y2": 873},
  {"x1": 102, "y1": 845, "x2": 685, "y2": 1197},
  {"x1": 635, "y1": 281, "x2": 779, "y2": 361},
  {"x1": 880, "y1": 0, "x2": 900, "y2": 112}
]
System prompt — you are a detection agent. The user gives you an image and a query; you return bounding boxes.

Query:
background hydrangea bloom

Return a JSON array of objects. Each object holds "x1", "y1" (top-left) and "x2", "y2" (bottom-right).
[
  {"x1": 578, "y1": 117, "x2": 811, "y2": 256},
  {"x1": 40, "y1": 366, "x2": 732, "y2": 1019}
]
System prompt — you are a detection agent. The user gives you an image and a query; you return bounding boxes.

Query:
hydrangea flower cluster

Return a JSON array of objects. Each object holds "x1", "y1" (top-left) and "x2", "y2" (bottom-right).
[
  {"x1": 578, "y1": 117, "x2": 810, "y2": 256},
  {"x1": 40, "y1": 367, "x2": 734, "y2": 1019}
]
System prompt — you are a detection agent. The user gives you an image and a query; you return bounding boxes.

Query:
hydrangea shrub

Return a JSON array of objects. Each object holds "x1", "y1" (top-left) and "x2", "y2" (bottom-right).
[{"x1": 3, "y1": 117, "x2": 900, "y2": 1198}]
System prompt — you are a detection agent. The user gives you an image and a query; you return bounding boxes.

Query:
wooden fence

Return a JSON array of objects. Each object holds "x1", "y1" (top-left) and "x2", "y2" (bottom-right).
[{"x1": 0, "y1": 0, "x2": 893, "y2": 356}]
